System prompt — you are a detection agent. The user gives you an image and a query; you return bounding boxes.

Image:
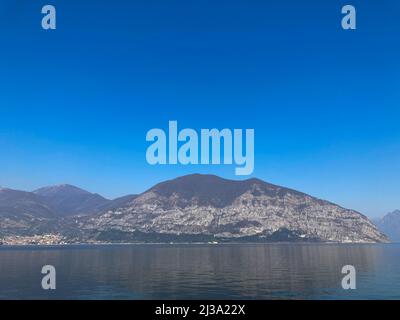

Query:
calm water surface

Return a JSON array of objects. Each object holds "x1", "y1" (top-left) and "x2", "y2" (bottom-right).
[{"x1": 0, "y1": 243, "x2": 399, "y2": 299}]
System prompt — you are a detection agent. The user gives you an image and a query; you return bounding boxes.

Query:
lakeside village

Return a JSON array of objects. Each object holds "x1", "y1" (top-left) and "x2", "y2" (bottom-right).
[
  {"x1": 0, "y1": 234, "x2": 70, "y2": 245},
  {"x1": 0, "y1": 234, "x2": 221, "y2": 246},
  {"x1": 0, "y1": 234, "x2": 113, "y2": 245}
]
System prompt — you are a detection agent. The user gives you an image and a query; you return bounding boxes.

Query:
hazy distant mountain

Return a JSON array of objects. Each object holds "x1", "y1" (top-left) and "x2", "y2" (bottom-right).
[
  {"x1": 374, "y1": 210, "x2": 400, "y2": 242},
  {"x1": 0, "y1": 188, "x2": 55, "y2": 236},
  {"x1": 33, "y1": 184, "x2": 109, "y2": 217},
  {"x1": 81, "y1": 174, "x2": 387, "y2": 243}
]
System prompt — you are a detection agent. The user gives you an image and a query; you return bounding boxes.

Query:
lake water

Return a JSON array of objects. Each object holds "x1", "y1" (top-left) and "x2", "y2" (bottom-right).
[{"x1": 0, "y1": 243, "x2": 399, "y2": 300}]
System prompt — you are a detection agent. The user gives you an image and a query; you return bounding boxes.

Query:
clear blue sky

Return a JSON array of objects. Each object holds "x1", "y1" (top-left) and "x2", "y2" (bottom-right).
[{"x1": 0, "y1": 0, "x2": 399, "y2": 217}]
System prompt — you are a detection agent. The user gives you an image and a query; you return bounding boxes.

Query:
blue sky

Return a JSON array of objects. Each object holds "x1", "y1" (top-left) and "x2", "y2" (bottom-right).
[{"x1": 0, "y1": 0, "x2": 399, "y2": 217}]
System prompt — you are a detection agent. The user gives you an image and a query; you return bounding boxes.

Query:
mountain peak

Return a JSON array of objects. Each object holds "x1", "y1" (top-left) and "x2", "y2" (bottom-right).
[
  {"x1": 146, "y1": 174, "x2": 305, "y2": 208},
  {"x1": 34, "y1": 184, "x2": 92, "y2": 196},
  {"x1": 375, "y1": 210, "x2": 400, "y2": 242},
  {"x1": 33, "y1": 184, "x2": 109, "y2": 216},
  {"x1": 380, "y1": 209, "x2": 400, "y2": 221}
]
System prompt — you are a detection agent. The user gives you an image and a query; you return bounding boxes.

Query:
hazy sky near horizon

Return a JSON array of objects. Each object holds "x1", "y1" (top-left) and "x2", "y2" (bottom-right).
[{"x1": 0, "y1": 0, "x2": 399, "y2": 217}]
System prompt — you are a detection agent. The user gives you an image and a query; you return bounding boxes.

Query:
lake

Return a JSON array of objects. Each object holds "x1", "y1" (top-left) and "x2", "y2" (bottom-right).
[{"x1": 0, "y1": 243, "x2": 399, "y2": 299}]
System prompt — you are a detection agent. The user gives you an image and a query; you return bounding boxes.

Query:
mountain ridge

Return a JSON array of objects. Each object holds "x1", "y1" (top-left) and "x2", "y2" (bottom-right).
[
  {"x1": 0, "y1": 175, "x2": 389, "y2": 244},
  {"x1": 33, "y1": 184, "x2": 109, "y2": 217}
]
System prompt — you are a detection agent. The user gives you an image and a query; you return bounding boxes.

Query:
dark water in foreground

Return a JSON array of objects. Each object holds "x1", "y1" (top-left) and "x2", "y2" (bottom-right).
[{"x1": 0, "y1": 243, "x2": 399, "y2": 300}]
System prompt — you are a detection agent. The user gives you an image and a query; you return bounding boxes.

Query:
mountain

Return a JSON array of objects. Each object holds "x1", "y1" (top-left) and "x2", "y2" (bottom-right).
[
  {"x1": 0, "y1": 185, "x2": 137, "y2": 239},
  {"x1": 0, "y1": 188, "x2": 56, "y2": 236},
  {"x1": 374, "y1": 210, "x2": 400, "y2": 242},
  {"x1": 33, "y1": 184, "x2": 109, "y2": 217},
  {"x1": 0, "y1": 175, "x2": 389, "y2": 243},
  {"x1": 96, "y1": 194, "x2": 138, "y2": 213},
  {"x1": 80, "y1": 174, "x2": 387, "y2": 243}
]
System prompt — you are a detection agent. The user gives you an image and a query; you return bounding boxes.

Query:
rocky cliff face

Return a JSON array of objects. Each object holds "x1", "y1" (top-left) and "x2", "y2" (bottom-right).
[{"x1": 81, "y1": 174, "x2": 388, "y2": 243}]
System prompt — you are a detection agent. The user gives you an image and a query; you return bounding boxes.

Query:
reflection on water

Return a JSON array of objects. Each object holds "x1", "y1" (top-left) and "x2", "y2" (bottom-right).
[{"x1": 0, "y1": 243, "x2": 399, "y2": 299}]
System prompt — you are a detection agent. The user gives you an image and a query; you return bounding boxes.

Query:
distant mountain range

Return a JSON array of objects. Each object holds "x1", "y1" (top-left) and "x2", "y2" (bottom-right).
[
  {"x1": 0, "y1": 188, "x2": 55, "y2": 237},
  {"x1": 0, "y1": 175, "x2": 389, "y2": 243},
  {"x1": 0, "y1": 185, "x2": 136, "y2": 237},
  {"x1": 33, "y1": 184, "x2": 137, "y2": 217},
  {"x1": 33, "y1": 184, "x2": 109, "y2": 216},
  {"x1": 373, "y1": 210, "x2": 400, "y2": 242}
]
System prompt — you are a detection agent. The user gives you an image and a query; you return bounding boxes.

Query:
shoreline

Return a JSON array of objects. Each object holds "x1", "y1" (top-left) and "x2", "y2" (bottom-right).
[{"x1": 0, "y1": 241, "x2": 394, "y2": 249}]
